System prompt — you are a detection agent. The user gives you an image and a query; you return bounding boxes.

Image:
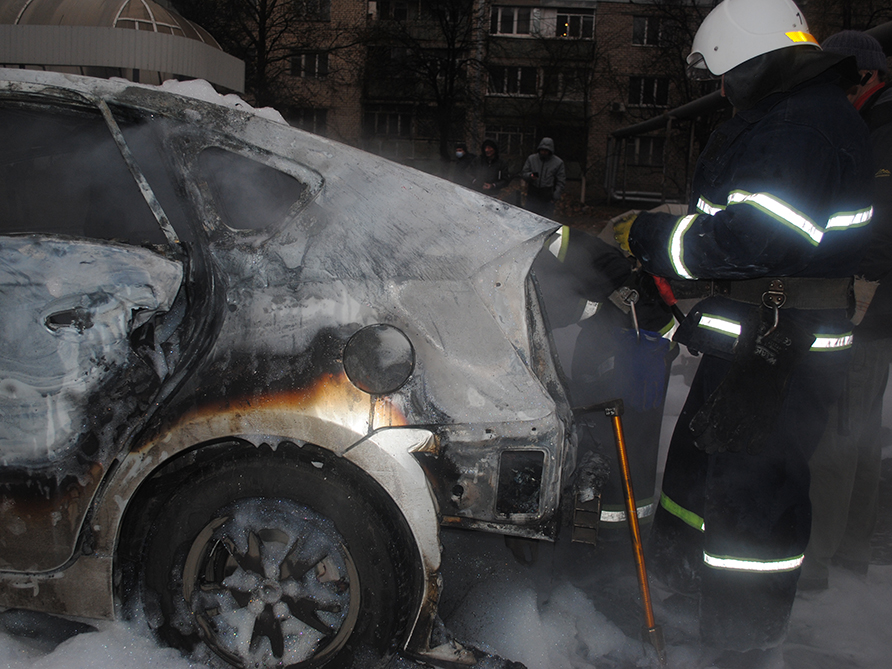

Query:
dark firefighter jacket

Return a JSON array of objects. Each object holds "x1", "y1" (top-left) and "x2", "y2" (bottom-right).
[
  {"x1": 854, "y1": 83, "x2": 892, "y2": 341},
  {"x1": 629, "y1": 75, "x2": 874, "y2": 358}
]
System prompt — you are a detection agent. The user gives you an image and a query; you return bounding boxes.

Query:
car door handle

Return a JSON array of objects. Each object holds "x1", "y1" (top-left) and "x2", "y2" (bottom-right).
[{"x1": 45, "y1": 307, "x2": 94, "y2": 332}]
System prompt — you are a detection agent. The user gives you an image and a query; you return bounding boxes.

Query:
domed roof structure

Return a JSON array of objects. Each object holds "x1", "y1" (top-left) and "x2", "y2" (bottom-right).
[
  {"x1": 0, "y1": 0, "x2": 243, "y2": 91},
  {"x1": 4, "y1": 0, "x2": 218, "y2": 44}
]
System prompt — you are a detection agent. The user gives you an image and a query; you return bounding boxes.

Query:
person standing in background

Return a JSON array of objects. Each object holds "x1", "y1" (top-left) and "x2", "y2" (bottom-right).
[
  {"x1": 451, "y1": 142, "x2": 475, "y2": 184},
  {"x1": 466, "y1": 139, "x2": 510, "y2": 193},
  {"x1": 801, "y1": 29, "x2": 892, "y2": 591},
  {"x1": 521, "y1": 138, "x2": 565, "y2": 219}
]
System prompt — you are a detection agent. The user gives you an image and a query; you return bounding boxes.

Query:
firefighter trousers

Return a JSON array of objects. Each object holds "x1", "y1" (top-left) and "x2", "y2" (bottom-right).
[
  {"x1": 803, "y1": 338, "x2": 892, "y2": 586},
  {"x1": 647, "y1": 350, "x2": 849, "y2": 651}
]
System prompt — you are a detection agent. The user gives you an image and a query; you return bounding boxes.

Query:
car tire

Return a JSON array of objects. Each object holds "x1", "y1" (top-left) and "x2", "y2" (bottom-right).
[{"x1": 136, "y1": 448, "x2": 415, "y2": 668}]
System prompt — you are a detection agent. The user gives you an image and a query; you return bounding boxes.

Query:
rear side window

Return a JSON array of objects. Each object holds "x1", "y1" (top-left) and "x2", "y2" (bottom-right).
[
  {"x1": 0, "y1": 104, "x2": 168, "y2": 246},
  {"x1": 198, "y1": 147, "x2": 306, "y2": 232}
]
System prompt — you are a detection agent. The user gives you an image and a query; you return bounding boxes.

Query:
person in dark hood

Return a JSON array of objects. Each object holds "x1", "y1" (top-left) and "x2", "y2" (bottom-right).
[
  {"x1": 465, "y1": 139, "x2": 510, "y2": 193},
  {"x1": 801, "y1": 30, "x2": 892, "y2": 592},
  {"x1": 451, "y1": 142, "x2": 476, "y2": 184},
  {"x1": 521, "y1": 137, "x2": 566, "y2": 219},
  {"x1": 613, "y1": 0, "x2": 873, "y2": 662}
]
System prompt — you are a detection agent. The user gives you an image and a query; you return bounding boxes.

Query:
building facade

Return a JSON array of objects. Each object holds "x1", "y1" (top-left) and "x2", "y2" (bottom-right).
[
  {"x1": 263, "y1": 0, "x2": 708, "y2": 204},
  {"x1": 293, "y1": 0, "x2": 714, "y2": 204}
]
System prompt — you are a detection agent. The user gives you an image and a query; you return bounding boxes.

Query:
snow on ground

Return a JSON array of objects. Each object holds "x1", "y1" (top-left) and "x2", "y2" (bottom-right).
[{"x1": 2, "y1": 356, "x2": 891, "y2": 669}]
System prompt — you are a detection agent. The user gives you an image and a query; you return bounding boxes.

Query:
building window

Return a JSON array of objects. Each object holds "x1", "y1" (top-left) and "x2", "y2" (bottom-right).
[
  {"x1": 556, "y1": 10, "x2": 594, "y2": 39},
  {"x1": 543, "y1": 67, "x2": 584, "y2": 99},
  {"x1": 485, "y1": 125, "x2": 535, "y2": 159},
  {"x1": 291, "y1": 52, "x2": 329, "y2": 78},
  {"x1": 289, "y1": 108, "x2": 328, "y2": 135},
  {"x1": 489, "y1": 66, "x2": 537, "y2": 96},
  {"x1": 628, "y1": 77, "x2": 670, "y2": 107},
  {"x1": 633, "y1": 16, "x2": 663, "y2": 46},
  {"x1": 377, "y1": 0, "x2": 422, "y2": 21},
  {"x1": 625, "y1": 136, "x2": 665, "y2": 166},
  {"x1": 364, "y1": 105, "x2": 412, "y2": 138},
  {"x1": 491, "y1": 6, "x2": 532, "y2": 35},
  {"x1": 293, "y1": 0, "x2": 330, "y2": 21}
]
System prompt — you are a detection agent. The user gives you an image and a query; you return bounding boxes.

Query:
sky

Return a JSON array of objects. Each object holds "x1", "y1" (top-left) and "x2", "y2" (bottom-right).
[{"x1": 2, "y1": 355, "x2": 891, "y2": 669}]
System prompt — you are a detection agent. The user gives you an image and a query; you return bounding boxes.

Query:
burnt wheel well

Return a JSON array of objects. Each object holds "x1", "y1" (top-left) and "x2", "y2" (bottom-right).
[{"x1": 114, "y1": 438, "x2": 424, "y2": 651}]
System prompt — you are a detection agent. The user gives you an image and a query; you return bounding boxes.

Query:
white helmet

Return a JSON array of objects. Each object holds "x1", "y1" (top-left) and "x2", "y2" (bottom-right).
[{"x1": 687, "y1": 0, "x2": 819, "y2": 77}]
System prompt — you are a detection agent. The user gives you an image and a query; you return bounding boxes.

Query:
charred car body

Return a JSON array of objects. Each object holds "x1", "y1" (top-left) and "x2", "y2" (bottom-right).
[{"x1": 0, "y1": 69, "x2": 576, "y2": 667}]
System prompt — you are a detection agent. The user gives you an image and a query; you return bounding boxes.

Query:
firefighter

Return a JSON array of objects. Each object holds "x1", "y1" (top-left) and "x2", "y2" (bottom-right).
[
  {"x1": 801, "y1": 31, "x2": 892, "y2": 590},
  {"x1": 533, "y1": 226, "x2": 677, "y2": 542},
  {"x1": 613, "y1": 0, "x2": 873, "y2": 661}
]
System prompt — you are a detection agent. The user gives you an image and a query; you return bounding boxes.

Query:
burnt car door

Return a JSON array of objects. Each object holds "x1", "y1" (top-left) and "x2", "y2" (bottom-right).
[{"x1": 0, "y1": 97, "x2": 195, "y2": 571}]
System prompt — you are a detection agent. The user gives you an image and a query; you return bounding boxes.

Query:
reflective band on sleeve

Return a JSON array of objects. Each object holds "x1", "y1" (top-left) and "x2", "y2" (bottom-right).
[
  {"x1": 580, "y1": 300, "x2": 600, "y2": 320},
  {"x1": 669, "y1": 214, "x2": 698, "y2": 279},
  {"x1": 827, "y1": 207, "x2": 873, "y2": 230},
  {"x1": 703, "y1": 551, "x2": 804, "y2": 573},
  {"x1": 811, "y1": 333, "x2": 854, "y2": 351},
  {"x1": 697, "y1": 197, "x2": 724, "y2": 216},
  {"x1": 698, "y1": 314, "x2": 742, "y2": 338},
  {"x1": 660, "y1": 493, "x2": 705, "y2": 532},
  {"x1": 785, "y1": 31, "x2": 818, "y2": 45},
  {"x1": 727, "y1": 191, "x2": 823, "y2": 246},
  {"x1": 660, "y1": 318, "x2": 679, "y2": 340},
  {"x1": 547, "y1": 225, "x2": 571, "y2": 261},
  {"x1": 600, "y1": 500, "x2": 657, "y2": 524}
]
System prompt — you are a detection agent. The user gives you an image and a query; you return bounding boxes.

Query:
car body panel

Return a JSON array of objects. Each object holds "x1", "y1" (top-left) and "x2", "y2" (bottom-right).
[{"x1": 0, "y1": 69, "x2": 574, "y2": 662}]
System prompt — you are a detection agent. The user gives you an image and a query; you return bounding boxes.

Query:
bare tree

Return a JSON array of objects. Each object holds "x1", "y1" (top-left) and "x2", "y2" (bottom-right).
[
  {"x1": 171, "y1": 0, "x2": 363, "y2": 113},
  {"x1": 364, "y1": 0, "x2": 487, "y2": 160}
]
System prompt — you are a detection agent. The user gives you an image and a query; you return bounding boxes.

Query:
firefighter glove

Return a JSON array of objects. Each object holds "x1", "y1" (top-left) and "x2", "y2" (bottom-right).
[{"x1": 612, "y1": 211, "x2": 639, "y2": 255}]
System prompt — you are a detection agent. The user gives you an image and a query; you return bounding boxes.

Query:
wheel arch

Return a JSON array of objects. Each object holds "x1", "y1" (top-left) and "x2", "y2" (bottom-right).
[{"x1": 111, "y1": 431, "x2": 440, "y2": 658}]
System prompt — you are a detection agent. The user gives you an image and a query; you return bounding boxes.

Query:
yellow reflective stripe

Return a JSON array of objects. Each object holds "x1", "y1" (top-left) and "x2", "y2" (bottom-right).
[
  {"x1": 580, "y1": 300, "x2": 600, "y2": 320},
  {"x1": 698, "y1": 314, "x2": 742, "y2": 337},
  {"x1": 727, "y1": 190, "x2": 823, "y2": 245},
  {"x1": 697, "y1": 196, "x2": 724, "y2": 216},
  {"x1": 827, "y1": 207, "x2": 873, "y2": 230},
  {"x1": 659, "y1": 318, "x2": 678, "y2": 339},
  {"x1": 811, "y1": 332, "x2": 854, "y2": 351},
  {"x1": 703, "y1": 551, "x2": 804, "y2": 573},
  {"x1": 600, "y1": 499, "x2": 657, "y2": 524},
  {"x1": 547, "y1": 225, "x2": 571, "y2": 261},
  {"x1": 660, "y1": 493, "x2": 705, "y2": 532},
  {"x1": 669, "y1": 214, "x2": 698, "y2": 279},
  {"x1": 785, "y1": 31, "x2": 818, "y2": 45},
  {"x1": 696, "y1": 318, "x2": 850, "y2": 352}
]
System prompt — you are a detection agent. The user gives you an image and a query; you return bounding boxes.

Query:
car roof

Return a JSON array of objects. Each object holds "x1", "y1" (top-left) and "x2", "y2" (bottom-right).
[{"x1": 0, "y1": 68, "x2": 557, "y2": 283}]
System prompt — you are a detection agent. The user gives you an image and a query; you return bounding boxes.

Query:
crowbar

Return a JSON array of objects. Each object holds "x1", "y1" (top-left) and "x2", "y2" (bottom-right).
[{"x1": 580, "y1": 398, "x2": 668, "y2": 666}]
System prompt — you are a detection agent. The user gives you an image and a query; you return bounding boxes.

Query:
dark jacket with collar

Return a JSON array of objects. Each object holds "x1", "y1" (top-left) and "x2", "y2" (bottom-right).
[
  {"x1": 853, "y1": 83, "x2": 892, "y2": 340},
  {"x1": 466, "y1": 140, "x2": 510, "y2": 191}
]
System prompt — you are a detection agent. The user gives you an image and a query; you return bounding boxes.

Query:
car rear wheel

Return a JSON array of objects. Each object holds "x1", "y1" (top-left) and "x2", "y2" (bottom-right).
[{"x1": 136, "y1": 450, "x2": 414, "y2": 668}]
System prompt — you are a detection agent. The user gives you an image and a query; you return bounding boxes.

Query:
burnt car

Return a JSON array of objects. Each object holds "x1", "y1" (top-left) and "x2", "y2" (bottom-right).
[{"x1": 0, "y1": 69, "x2": 576, "y2": 667}]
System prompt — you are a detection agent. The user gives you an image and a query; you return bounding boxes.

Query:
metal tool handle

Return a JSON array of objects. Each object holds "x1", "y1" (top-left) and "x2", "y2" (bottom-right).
[{"x1": 606, "y1": 404, "x2": 668, "y2": 666}]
